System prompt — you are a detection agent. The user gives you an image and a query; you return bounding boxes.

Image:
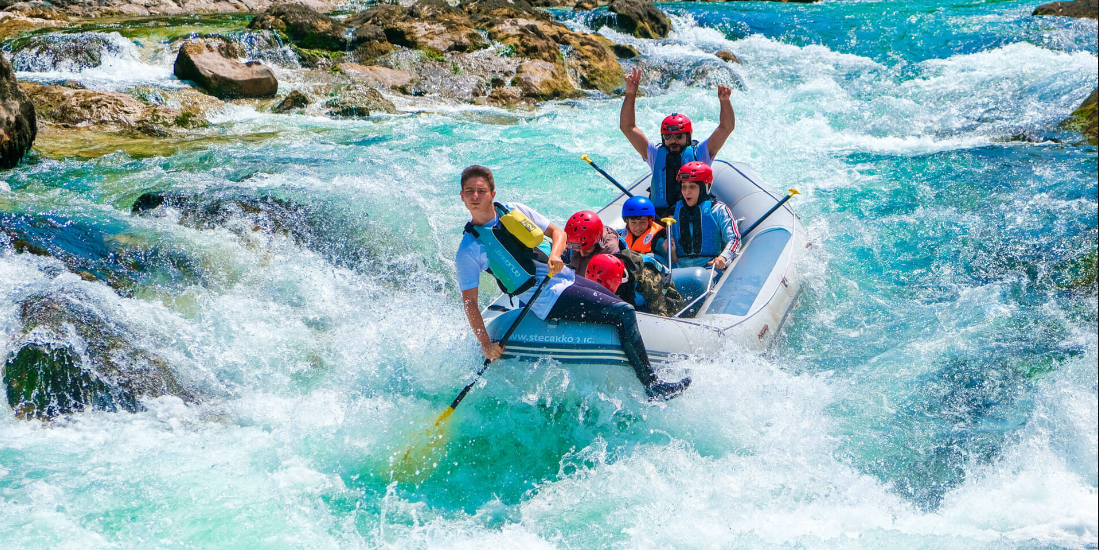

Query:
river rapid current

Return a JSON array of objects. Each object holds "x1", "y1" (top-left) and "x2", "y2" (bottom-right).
[{"x1": 1, "y1": 1, "x2": 1097, "y2": 548}]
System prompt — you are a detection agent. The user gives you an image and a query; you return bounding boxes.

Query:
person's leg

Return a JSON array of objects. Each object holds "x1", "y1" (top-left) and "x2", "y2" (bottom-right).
[{"x1": 548, "y1": 277, "x2": 657, "y2": 386}]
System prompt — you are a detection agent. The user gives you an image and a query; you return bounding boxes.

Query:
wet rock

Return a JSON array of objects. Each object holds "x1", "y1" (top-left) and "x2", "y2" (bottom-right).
[
  {"x1": 291, "y1": 45, "x2": 344, "y2": 69},
  {"x1": 174, "y1": 41, "x2": 278, "y2": 99},
  {"x1": 272, "y1": 89, "x2": 310, "y2": 112},
  {"x1": 338, "y1": 62, "x2": 417, "y2": 90},
  {"x1": 0, "y1": 51, "x2": 37, "y2": 169},
  {"x1": 20, "y1": 82, "x2": 198, "y2": 133},
  {"x1": 7, "y1": 31, "x2": 128, "y2": 72},
  {"x1": 716, "y1": 50, "x2": 741, "y2": 64},
  {"x1": 249, "y1": 3, "x2": 350, "y2": 51},
  {"x1": 612, "y1": 43, "x2": 638, "y2": 59},
  {"x1": 324, "y1": 85, "x2": 397, "y2": 117},
  {"x1": 3, "y1": 2, "x2": 69, "y2": 21},
  {"x1": 1061, "y1": 87, "x2": 1097, "y2": 144},
  {"x1": 607, "y1": 0, "x2": 669, "y2": 39},
  {"x1": 1032, "y1": 0, "x2": 1097, "y2": 18},
  {"x1": 487, "y1": 85, "x2": 523, "y2": 105},
  {"x1": 488, "y1": 17, "x2": 624, "y2": 94},
  {"x1": 573, "y1": 0, "x2": 599, "y2": 9},
  {"x1": 0, "y1": 211, "x2": 205, "y2": 293},
  {"x1": 515, "y1": 59, "x2": 577, "y2": 99},
  {"x1": 348, "y1": 0, "x2": 488, "y2": 54},
  {"x1": 4, "y1": 291, "x2": 194, "y2": 420}
]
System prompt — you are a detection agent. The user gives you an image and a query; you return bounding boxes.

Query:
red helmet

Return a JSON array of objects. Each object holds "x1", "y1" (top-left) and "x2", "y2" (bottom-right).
[
  {"x1": 586, "y1": 254, "x2": 627, "y2": 293},
  {"x1": 661, "y1": 113, "x2": 692, "y2": 135},
  {"x1": 565, "y1": 211, "x2": 604, "y2": 251},
  {"x1": 677, "y1": 161, "x2": 713, "y2": 185}
]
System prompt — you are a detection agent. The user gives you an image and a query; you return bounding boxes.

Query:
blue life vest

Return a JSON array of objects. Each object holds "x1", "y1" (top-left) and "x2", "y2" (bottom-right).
[
  {"x1": 672, "y1": 200, "x2": 721, "y2": 258},
  {"x1": 651, "y1": 141, "x2": 699, "y2": 209},
  {"x1": 464, "y1": 203, "x2": 547, "y2": 296}
]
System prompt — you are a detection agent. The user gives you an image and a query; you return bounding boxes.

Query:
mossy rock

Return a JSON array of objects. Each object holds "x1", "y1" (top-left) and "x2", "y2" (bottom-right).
[
  {"x1": 4, "y1": 344, "x2": 137, "y2": 420},
  {"x1": 1061, "y1": 87, "x2": 1097, "y2": 145}
]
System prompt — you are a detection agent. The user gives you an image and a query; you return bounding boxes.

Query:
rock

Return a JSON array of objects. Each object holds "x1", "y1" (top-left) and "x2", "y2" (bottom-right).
[
  {"x1": 487, "y1": 85, "x2": 522, "y2": 105},
  {"x1": 573, "y1": 0, "x2": 599, "y2": 10},
  {"x1": 4, "y1": 291, "x2": 194, "y2": 420},
  {"x1": 716, "y1": 50, "x2": 741, "y2": 64},
  {"x1": 0, "y1": 52, "x2": 37, "y2": 169},
  {"x1": 20, "y1": 82, "x2": 195, "y2": 132},
  {"x1": 338, "y1": 62, "x2": 417, "y2": 89},
  {"x1": 7, "y1": 31, "x2": 127, "y2": 72},
  {"x1": 1032, "y1": 0, "x2": 1097, "y2": 18},
  {"x1": 514, "y1": 59, "x2": 577, "y2": 99},
  {"x1": 174, "y1": 41, "x2": 278, "y2": 99},
  {"x1": 0, "y1": 210, "x2": 205, "y2": 293},
  {"x1": 272, "y1": 89, "x2": 310, "y2": 112},
  {"x1": 20, "y1": 0, "x2": 334, "y2": 18},
  {"x1": 612, "y1": 43, "x2": 638, "y2": 59},
  {"x1": 607, "y1": 0, "x2": 669, "y2": 39},
  {"x1": 1062, "y1": 87, "x2": 1097, "y2": 144},
  {"x1": 349, "y1": 0, "x2": 488, "y2": 54},
  {"x1": 3, "y1": 1, "x2": 70, "y2": 20},
  {"x1": 248, "y1": 3, "x2": 349, "y2": 51},
  {"x1": 489, "y1": 18, "x2": 623, "y2": 94},
  {"x1": 324, "y1": 85, "x2": 398, "y2": 117}
]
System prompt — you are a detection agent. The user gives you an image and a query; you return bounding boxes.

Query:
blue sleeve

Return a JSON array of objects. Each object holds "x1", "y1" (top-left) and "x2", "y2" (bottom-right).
[
  {"x1": 712, "y1": 202, "x2": 740, "y2": 260},
  {"x1": 696, "y1": 138, "x2": 714, "y2": 164}
]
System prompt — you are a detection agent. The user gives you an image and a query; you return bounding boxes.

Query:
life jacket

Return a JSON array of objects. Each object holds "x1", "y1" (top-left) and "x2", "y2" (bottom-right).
[
  {"x1": 672, "y1": 199, "x2": 722, "y2": 258},
  {"x1": 464, "y1": 203, "x2": 548, "y2": 296},
  {"x1": 651, "y1": 141, "x2": 699, "y2": 209},
  {"x1": 622, "y1": 221, "x2": 664, "y2": 254}
]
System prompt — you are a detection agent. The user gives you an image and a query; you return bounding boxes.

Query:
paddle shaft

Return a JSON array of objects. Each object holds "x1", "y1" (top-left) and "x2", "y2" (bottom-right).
[
  {"x1": 583, "y1": 157, "x2": 634, "y2": 198},
  {"x1": 740, "y1": 192, "x2": 795, "y2": 240},
  {"x1": 448, "y1": 274, "x2": 554, "y2": 410}
]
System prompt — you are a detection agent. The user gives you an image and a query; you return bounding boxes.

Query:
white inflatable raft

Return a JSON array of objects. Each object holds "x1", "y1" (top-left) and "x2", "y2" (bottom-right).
[{"x1": 482, "y1": 160, "x2": 808, "y2": 365}]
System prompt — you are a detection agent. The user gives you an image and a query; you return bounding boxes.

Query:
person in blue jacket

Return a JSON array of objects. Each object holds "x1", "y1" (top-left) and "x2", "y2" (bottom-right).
[
  {"x1": 619, "y1": 67, "x2": 736, "y2": 217},
  {"x1": 456, "y1": 165, "x2": 690, "y2": 401},
  {"x1": 669, "y1": 162, "x2": 741, "y2": 269}
]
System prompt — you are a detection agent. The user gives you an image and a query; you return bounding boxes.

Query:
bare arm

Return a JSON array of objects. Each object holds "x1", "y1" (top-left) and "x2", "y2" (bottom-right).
[
  {"x1": 620, "y1": 67, "x2": 651, "y2": 160},
  {"x1": 462, "y1": 287, "x2": 503, "y2": 361},
  {"x1": 706, "y1": 85, "x2": 735, "y2": 159},
  {"x1": 544, "y1": 223, "x2": 567, "y2": 271}
]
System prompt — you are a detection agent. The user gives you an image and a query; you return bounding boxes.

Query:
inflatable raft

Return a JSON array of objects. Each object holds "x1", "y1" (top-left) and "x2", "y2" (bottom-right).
[{"x1": 483, "y1": 161, "x2": 808, "y2": 365}]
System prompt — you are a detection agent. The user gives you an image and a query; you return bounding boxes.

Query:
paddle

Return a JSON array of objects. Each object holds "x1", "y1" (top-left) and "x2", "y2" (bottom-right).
[
  {"x1": 391, "y1": 273, "x2": 555, "y2": 483},
  {"x1": 581, "y1": 154, "x2": 634, "y2": 198},
  {"x1": 739, "y1": 189, "x2": 799, "y2": 240}
]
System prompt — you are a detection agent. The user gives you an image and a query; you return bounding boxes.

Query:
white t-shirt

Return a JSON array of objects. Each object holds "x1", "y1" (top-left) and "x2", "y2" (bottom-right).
[
  {"x1": 456, "y1": 202, "x2": 574, "y2": 320},
  {"x1": 644, "y1": 138, "x2": 714, "y2": 172}
]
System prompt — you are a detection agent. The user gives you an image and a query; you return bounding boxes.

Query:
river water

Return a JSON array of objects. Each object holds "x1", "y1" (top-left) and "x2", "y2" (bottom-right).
[{"x1": 1, "y1": 1, "x2": 1096, "y2": 548}]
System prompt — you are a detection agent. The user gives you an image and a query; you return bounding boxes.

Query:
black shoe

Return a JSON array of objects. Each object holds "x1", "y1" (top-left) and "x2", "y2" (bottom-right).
[{"x1": 645, "y1": 377, "x2": 691, "y2": 401}]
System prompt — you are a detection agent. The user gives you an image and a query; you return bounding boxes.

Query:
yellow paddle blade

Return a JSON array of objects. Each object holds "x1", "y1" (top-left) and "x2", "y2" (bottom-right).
[
  {"x1": 391, "y1": 406, "x2": 455, "y2": 484},
  {"x1": 661, "y1": 217, "x2": 677, "y2": 225},
  {"x1": 581, "y1": 154, "x2": 591, "y2": 163},
  {"x1": 788, "y1": 188, "x2": 800, "y2": 196}
]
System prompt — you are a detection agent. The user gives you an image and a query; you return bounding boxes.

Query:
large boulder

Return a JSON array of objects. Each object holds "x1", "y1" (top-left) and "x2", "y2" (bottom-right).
[
  {"x1": 348, "y1": 0, "x2": 488, "y2": 54},
  {"x1": 0, "y1": 52, "x2": 36, "y2": 168},
  {"x1": 174, "y1": 42, "x2": 278, "y2": 99},
  {"x1": 249, "y1": 3, "x2": 350, "y2": 51},
  {"x1": 19, "y1": 82, "x2": 204, "y2": 137},
  {"x1": 1062, "y1": 87, "x2": 1097, "y2": 144},
  {"x1": 607, "y1": 0, "x2": 669, "y2": 39},
  {"x1": 4, "y1": 292, "x2": 194, "y2": 420},
  {"x1": 324, "y1": 85, "x2": 398, "y2": 117},
  {"x1": 338, "y1": 62, "x2": 417, "y2": 90},
  {"x1": 1032, "y1": 0, "x2": 1098, "y2": 18},
  {"x1": 488, "y1": 18, "x2": 624, "y2": 94},
  {"x1": 514, "y1": 59, "x2": 577, "y2": 99}
]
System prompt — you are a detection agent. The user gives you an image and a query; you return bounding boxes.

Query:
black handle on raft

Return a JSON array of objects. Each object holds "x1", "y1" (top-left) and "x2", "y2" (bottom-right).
[
  {"x1": 449, "y1": 274, "x2": 554, "y2": 410},
  {"x1": 582, "y1": 155, "x2": 634, "y2": 198},
  {"x1": 740, "y1": 189, "x2": 800, "y2": 241}
]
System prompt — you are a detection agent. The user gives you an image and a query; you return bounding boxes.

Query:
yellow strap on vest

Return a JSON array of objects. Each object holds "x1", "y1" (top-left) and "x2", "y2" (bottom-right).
[{"x1": 500, "y1": 208, "x2": 545, "y2": 248}]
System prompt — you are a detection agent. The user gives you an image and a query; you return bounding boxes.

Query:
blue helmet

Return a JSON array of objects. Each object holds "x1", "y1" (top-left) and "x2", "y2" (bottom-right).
[{"x1": 622, "y1": 196, "x2": 656, "y2": 218}]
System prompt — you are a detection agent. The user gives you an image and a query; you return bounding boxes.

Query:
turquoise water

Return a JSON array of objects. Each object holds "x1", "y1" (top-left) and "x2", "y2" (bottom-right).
[{"x1": 2, "y1": 1, "x2": 1096, "y2": 548}]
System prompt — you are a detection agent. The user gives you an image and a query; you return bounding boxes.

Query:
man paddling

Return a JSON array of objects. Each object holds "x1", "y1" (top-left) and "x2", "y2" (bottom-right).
[
  {"x1": 619, "y1": 67, "x2": 736, "y2": 217},
  {"x1": 457, "y1": 165, "x2": 690, "y2": 401}
]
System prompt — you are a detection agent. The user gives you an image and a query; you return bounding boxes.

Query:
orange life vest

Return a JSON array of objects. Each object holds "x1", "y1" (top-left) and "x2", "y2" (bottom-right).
[{"x1": 625, "y1": 222, "x2": 664, "y2": 254}]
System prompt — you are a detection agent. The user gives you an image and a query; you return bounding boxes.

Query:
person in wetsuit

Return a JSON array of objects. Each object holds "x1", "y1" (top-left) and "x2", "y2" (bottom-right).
[
  {"x1": 619, "y1": 67, "x2": 736, "y2": 218},
  {"x1": 456, "y1": 165, "x2": 690, "y2": 401}
]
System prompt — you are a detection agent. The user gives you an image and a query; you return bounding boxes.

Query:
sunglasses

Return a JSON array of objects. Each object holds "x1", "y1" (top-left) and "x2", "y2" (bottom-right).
[{"x1": 566, "y1": 242, "x2": 585, "y2": 250}]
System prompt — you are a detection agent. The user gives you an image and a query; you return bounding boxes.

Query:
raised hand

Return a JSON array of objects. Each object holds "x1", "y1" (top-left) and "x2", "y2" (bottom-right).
[
  {"x1": 717, "y1": 84, "x2": 732, "y2": 101},
  {"x1": 625, "y1": 66, "x2": 642, "y2": 95}
]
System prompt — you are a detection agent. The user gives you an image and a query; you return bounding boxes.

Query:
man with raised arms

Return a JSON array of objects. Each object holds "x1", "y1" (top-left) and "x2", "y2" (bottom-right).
[
  {"x1": 619, "y1": 67, "x2": 736, "y2": 217},
  {"x1": 456, "y1": 165, "x2": 690, "y2": 401}
]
